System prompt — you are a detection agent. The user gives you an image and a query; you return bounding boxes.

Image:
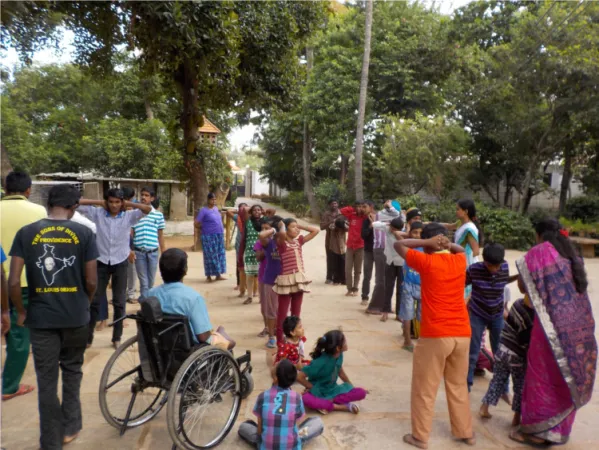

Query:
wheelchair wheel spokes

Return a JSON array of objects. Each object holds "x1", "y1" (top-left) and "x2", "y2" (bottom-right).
[
  {"x1": 168, "y1": 347, "x2": 242, "y2": 450},
  {"x1": 99, "y1": 335, "x2": 167, "y2": 430}
]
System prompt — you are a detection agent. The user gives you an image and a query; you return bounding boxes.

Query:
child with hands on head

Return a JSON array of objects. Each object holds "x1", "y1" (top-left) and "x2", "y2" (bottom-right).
[{"x1": 297, "y1": 330, "x2": 368, "y2": 415}]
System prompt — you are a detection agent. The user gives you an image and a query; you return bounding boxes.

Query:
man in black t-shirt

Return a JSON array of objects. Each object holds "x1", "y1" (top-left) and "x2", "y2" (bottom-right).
[{"x1": 8, "y1": 184, "x2": 98, "y2": 449}]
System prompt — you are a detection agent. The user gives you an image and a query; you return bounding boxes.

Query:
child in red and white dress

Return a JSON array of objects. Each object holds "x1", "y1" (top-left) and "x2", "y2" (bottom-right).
[{"x1": 275, "y1": 316, "x2": 311, "y2": 369}]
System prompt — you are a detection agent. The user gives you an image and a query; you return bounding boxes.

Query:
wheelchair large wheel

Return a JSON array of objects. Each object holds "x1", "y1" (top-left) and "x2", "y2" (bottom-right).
[
  {"x1": 167, "y1": 346, "x2": 242, "y2": 449},
  {"x1": 99, "y1": 335, "x2": 167, "y2": 430}
]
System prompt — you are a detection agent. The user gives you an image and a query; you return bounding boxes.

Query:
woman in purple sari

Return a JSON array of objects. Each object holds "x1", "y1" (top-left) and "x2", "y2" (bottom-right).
[{"x1": 512, "y1": 219, "x2": 596, "y2": 445}]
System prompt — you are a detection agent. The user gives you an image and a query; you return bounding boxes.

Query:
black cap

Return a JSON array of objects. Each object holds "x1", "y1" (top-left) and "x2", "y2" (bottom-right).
[{"x1": 406, "y1": 209, "x2": 422, "y2": 222}]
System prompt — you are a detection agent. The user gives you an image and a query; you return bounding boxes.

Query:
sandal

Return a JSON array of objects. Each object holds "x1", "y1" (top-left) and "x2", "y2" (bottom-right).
[
  {"x1": 243, "y1": 297, "x2": 253, "y2": 305},
  {"x1": 2, "y1": 384, "x2": 35, "y2": 401},
  {"x1": 257, "y1": 328, "x2": 268, "y2": 338},
  {"x1": 364, "y1": 309, "x2": 382, "y2": 315},
  {"x1": 402, "y1": 344, "x2": 415, "y2": 353},
  {"x1": 403, "y1": 434, "x2": 428, "y2": 449},
  {"x1": 317, "y1": 409, "x2": 329, "y2": 415}
]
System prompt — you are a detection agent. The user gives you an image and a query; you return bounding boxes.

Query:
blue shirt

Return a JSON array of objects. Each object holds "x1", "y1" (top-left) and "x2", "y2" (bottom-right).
[
  {"x1": 253, "y1": 386, "x2": 304, "y2": 450},
  {"x1": 132, "y1": 207, "x2": 165, "y2": 250},
  {"x1": 148, "y1": 282, "x2": 212, "y2": 343},
  {"x1": 403, "y1": 247, "x2": 423, "y2": 285},
  {"x1": 78, "y1": 206, "x2": 144, "y2": 265},
  {"x1": 466, "y1": 261, "x2": 510, "y2": 320}
]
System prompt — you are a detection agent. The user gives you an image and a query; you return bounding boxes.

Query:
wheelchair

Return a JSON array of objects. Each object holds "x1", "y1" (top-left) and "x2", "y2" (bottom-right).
[{"x1": 98, "y1": 297, "x2": 254, "y2": 449}]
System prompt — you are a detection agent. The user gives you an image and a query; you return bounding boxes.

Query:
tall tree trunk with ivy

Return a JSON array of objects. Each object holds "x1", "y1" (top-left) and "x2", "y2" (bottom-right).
[
  {"x1": 354, "y1": 0, "x2": 373, "y2": 201},
  {"x1": 303, "y1": 47, "x2": 320, "y2": 219},
  {"x1": 559, "y1": 141, "x2": 573, "y2": 215}
]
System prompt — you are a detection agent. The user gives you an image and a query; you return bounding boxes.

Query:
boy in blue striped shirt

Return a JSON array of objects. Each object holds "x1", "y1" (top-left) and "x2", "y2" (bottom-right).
[
  {"x1": 466, "y1": 243, "x2": 518, "y2": 390},
  {"x1": 132, "y1": 187, "x2": 166, "y2": 301}
]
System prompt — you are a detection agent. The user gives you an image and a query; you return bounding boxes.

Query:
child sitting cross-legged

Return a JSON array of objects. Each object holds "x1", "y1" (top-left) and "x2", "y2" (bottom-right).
[
  {"x1": 275, "y1": 316, "x2": 311, "y2": 369},
  {"x1": 480, "y1": 277, "x2": 535, "y2": 426},
  {"x1": 238, "y1": 359, "x2": 324, "y2": 449},
  {"x1": 297, "y1": 330, "x2": 368, "y2": 415}
]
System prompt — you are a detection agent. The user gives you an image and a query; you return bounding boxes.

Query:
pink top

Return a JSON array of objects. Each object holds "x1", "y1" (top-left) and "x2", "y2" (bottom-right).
[{"x1": 277, "y1": 235, "x2": 305, "y2": 276}]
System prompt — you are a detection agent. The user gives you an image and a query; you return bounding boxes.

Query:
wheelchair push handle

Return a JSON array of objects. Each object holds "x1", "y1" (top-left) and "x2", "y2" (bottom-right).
[{"x1": 108, "y1": 314, "x2": 140, "y2": 327}]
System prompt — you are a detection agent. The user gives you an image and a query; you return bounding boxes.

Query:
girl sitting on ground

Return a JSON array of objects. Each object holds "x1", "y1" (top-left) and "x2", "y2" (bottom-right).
[
  {"x1": 275, "y1": 316, "x2": 311, "y2": 369},
  {"x1": 297, "y1": 330, "x2": 368, "y2": 415}
]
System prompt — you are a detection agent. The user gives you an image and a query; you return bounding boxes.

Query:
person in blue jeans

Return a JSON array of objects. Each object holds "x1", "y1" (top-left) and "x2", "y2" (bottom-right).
[
  {"x1": 466, "y1": 243, "x2": 518, "y2": 391},
  {"x1": 132, "y1": 187, "x2": 166, "y2": 301}
]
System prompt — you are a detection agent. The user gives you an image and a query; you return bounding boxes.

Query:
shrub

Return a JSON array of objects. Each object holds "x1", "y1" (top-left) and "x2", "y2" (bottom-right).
[
  {"x1": 564, "y1": 196, "x2": 599, "y2": 223},
  {"x1": 396, "y1": 195, "x2": 424, "y2": 211},
  {"x1": 423, "y1": 201, "x2": 457, "y2": 224},
  {"x1": 280, "y1": 191, "x2": 310, "y2": 218},
  {"x1": 476, "y1": 204, "x2": 535, "y2": 250},
  {"x1": 314, "y1": 179, "x2": 349, "y2": 211}
]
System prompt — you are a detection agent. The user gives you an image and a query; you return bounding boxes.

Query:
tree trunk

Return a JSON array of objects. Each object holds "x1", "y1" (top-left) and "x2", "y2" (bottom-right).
[
  {"x1": 354, "y1": 0, "x2": 373, "y2": 201},
  {"x1": 559, "y1": 143, "x2": 573, "y2": 215},
  {"x1": 340, "y1": 154, "x2": 349, "y2": 186},
  {"x1": 141, "y1": 79, "x2": 154, "y2": 120},
  {"x1": 302, "y1": 47, "x2": 320, "y2": 220},
  {"x1": 519, "y1": 158, "x2": 538, "y2": 214},
  {"x1": 177, "y1": 60, "x2": 209, "y2": 250}
]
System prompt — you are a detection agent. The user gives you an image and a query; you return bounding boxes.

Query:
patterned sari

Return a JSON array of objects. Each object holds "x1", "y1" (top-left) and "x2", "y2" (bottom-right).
[
  {"x1": 243, "y1": 222, "x2": 260, "y2": 276},
  {"x1": 454, "y1": 221, "x2": 479, "y2": 298},
  {"x1": 516, "y1": 242, "x2": 597, "y2": 444}
]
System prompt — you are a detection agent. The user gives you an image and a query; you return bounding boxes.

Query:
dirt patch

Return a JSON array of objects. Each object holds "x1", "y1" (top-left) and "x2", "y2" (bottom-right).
[{"x1": 165, "y1": 235, "x2": 194, "y2": 251}]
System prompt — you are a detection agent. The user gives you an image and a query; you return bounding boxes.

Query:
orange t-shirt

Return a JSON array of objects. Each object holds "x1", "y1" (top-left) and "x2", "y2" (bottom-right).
[{"x1": 405, "y1": 249, "x2": 471, "y2": 338}]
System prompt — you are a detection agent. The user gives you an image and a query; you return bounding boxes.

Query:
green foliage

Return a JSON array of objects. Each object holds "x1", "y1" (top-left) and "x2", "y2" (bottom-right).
[
  {"x1": 313, "y1": 179, "x2": 350, "y2": 211},
  {"x1": 423, "y1": 200, "x2": 535, "y2": 250},
  {"x1": 559, "y1": 217, "x2": 599, "y2": 236},
  {"x1": 382, "y1": 114, "x2": 471, "y2": 199},
  {"x1": 280, "y1": 191, "x2": 310, "y2": 218},
  {"x1": 564, "y1": 196, "x2": 599, "y2": 223},
  {"x1": 395, "y1": 195, "x2": 423, "y2": 210},
  {"x1": 476, "y1": 204, "x2": 535, "y2": 250}
]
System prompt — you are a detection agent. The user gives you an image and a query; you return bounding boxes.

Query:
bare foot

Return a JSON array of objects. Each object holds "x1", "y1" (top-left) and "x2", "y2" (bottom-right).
[
  {"x1": 63, "y1": 432, "x2": 79, "y2": 445},
  {"x1": 237, "y1": 292, "x2": 245, "y2": 298},
  {"x1": 380, "y1": 313, "x2": 388, "y2": 322},
  {"x1": 345, "y1": 291, "x2": 352, "y2": 297},
  {"x1": 479, "y1": 404, "x2": 492, "y2": 419},
  {"x1": 512, "y1": 412, "x2": 521, "y2": 427},
  {"x1": 462, "y1": 436, "x2": 476, "y2": 446},
  {"x1": 215, "y1": 275, "x2": 226, "y2": 281},
  {"x1": 206, "y1": 276, "x2": 213, "y2": 283},
  {"x1": 243, "y1": 297, "x2": 253, "y2": 305},
  {"x1": 509, "y1": 430, "x2": 546, "y2": 445},
  {"x1": 234, "y1": 285, "x2": 240, "y2": 291},
  {"x1": 501, "y1": 393, "x2": 513, "y2": 405},
  {"x1": 364, "y1": 309, "x2": 382, "y2": 315},
  {"x1": 403, "y1": 434, "x2": 428, "y2": 449}
]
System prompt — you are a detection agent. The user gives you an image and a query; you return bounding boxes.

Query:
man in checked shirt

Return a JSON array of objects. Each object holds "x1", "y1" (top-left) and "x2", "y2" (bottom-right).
[{"x1": 79, "y1": 188, "x2": 150, "y2": 349}]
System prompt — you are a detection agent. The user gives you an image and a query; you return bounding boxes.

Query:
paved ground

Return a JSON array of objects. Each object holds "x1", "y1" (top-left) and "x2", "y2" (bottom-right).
[{"x1": 2, "y1": 200, "x2": 598, "y2": 449}]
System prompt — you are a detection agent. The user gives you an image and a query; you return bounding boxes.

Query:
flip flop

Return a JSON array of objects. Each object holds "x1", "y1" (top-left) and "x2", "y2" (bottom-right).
[
  {"x1": 317, "y1": 409, "x2": 329, "y2": 415},
  {"x1": 364, "y1": 309, "x2": 382, "y2": 315},
  {"x1": 243, "y1": 298, "x2": 253, "y2": 305},
  {"x1": 403, "y1": 434, "x2": 428, "y2": 449},
  {"x1": 402, "y1": 344, "x2": 415, "y2": 353},
  {"x1": 2, "y1": 384, "x2": 35, "y2": 401}
]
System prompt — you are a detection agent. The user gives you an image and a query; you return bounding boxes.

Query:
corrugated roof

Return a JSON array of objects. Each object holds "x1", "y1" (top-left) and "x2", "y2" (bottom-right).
[
  {"x1": 35, "y1": 172, "x2": 182, "y2": 184},
  {"x1": 198, "y1": 116, "x2": 221, "y2": 134}
]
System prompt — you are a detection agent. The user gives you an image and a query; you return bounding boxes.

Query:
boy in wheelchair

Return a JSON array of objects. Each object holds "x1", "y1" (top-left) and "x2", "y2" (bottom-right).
[{"x1": 148, "y1": 248, "x2": 235, "y2": 351}]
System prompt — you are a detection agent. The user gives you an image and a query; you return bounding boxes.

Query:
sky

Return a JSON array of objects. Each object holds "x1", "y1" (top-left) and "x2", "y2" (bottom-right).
[{"x1": 2, "y1": 0, "x2": 474, "y2": 151}]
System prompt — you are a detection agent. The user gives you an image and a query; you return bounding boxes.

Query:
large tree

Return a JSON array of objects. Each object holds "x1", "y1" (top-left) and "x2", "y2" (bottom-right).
[{"x1": 2, "y1": 1, "x2": 326, "y2": 211}]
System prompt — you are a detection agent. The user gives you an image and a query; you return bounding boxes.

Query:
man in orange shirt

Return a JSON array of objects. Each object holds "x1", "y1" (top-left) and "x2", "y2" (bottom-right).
[{"x1": 393, "y1": 223, "x2": 474, "y2": 449}]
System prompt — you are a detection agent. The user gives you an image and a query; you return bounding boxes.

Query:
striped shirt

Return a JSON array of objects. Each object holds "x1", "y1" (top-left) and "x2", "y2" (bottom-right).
[
  {"x1": 466, "y1": 261, "x2": 510, "y2": 320},
  {"x1": 500, "y1": 298, "x2": 535, "y2": 357},
  {"x1": 132, "y1": 207, "x2": 165, "y2": 250},
  {"x1": 277, "y1": 236, "x2": 305, "y2": 275}
]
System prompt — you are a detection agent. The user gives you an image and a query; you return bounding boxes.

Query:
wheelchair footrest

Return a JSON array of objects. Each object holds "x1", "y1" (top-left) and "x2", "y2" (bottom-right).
[{"x1": 236, "y1": 350, "x2": 251, "y2": 370}]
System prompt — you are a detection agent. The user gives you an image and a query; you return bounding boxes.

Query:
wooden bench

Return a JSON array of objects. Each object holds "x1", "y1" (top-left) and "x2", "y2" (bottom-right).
[{"x1": 570, "y1": 236, "x2": 599, "y2": 258}]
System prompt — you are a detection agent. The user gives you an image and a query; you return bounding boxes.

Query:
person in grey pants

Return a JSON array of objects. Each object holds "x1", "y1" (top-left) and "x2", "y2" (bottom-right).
[{"x1": 238, "y1": 360, "x2": 324, "y2": 448}]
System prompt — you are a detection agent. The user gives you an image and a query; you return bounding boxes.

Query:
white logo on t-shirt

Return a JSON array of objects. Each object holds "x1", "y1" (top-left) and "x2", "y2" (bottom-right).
[{"x1": 35, "y1": 244, "x2": 76, "y2": 286}]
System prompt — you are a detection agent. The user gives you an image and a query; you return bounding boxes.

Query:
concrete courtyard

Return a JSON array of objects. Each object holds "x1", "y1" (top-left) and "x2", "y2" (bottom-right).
[{"x1": 2, "y1": 202, "x2": 598, "y2": 449}]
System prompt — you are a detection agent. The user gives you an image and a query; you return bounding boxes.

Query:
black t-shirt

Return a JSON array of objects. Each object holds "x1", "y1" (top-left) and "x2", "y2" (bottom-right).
[
  {"x1": 361, "y1": 218, "x2": 374, "y2": 252},
  {"x1": 10, "y1": 219, "x2": 99, "y2": 329}
]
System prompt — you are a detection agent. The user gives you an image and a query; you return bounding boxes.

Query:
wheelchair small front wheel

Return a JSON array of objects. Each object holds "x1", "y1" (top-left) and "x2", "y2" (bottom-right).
[
  {"x1": 241, "y1": 372, "x2": 254, "y2": 399},
  {"x1": 167, "y1": 346, "x2": 242, "y2": 449},
  {"x1": 99, "y1": 335, "x2": 166, "y2": 430}
]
